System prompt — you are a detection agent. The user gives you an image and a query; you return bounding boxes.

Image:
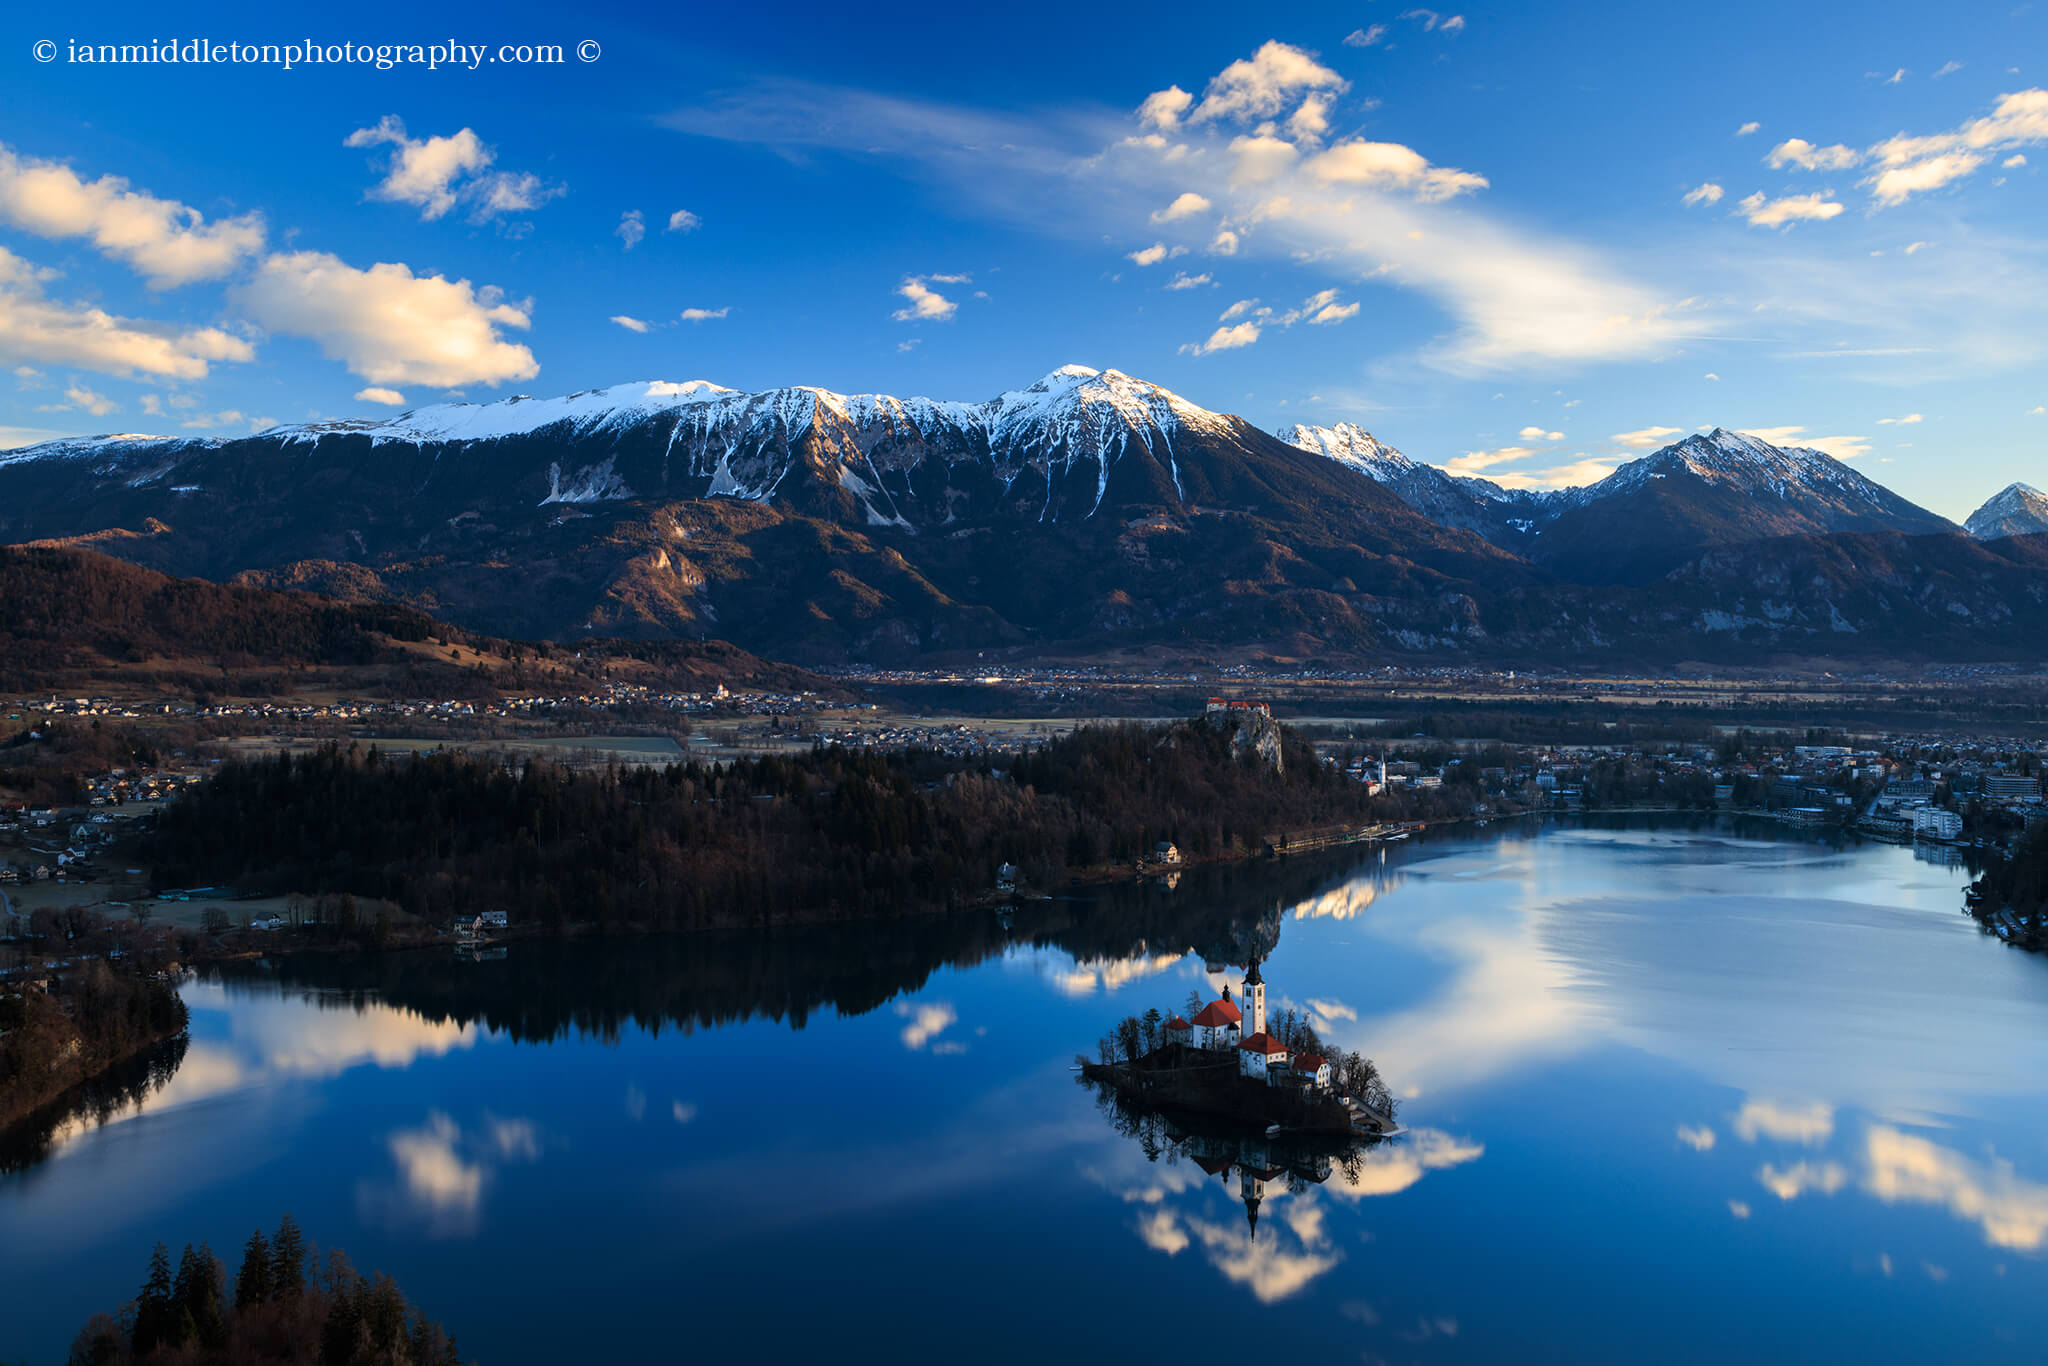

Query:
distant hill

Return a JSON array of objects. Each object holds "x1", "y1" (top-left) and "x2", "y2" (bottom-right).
[{"x1": 0, "y1": 546, "x2": 829, "y2": 696}]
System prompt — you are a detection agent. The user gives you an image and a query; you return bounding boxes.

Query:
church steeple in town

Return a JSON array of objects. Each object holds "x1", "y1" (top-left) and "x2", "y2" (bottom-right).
[{"x1": 1243, "y1": 956, "x2": 1266, "y2": 1039}]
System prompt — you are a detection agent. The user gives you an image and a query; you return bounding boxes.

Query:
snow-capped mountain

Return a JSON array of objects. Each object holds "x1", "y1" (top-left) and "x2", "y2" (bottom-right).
[
  {"x1": 13, "y1": 367, "x2": 1240, "y2": 529},
  {"x1": 1279, "y1": 422, "x2": 1551, "y2": 543},
  {"x1": 0, "y1": 366, "x2": 1510, "y2": 654},
  {"x1": 1282, "y1": 422, "x2": 1957, "y2": 583},
  {"x1": 1965, "y1": 482, "x2": 2048, "y2": 540}
]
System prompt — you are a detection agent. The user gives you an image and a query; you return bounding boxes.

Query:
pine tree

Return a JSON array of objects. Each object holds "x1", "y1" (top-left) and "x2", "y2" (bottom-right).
[
  {"x1": 235, "y1": 1228, "x2": 271, "y2": 1309},
  {"x1": 131, "y1": 1241, "x2": 174, "y2": 1356},
  {"x1": 270, "y1": 1212, "x2": 306, "y2": 1300},
  {"x1": 180, "y1": 1242, "x2": 227, "y2": 1349}
]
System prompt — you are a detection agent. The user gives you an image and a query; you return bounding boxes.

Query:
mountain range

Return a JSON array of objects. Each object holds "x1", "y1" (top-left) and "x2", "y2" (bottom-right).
[{"x1": 1, "y1": 365, "x2": 2043, "y2": 666}]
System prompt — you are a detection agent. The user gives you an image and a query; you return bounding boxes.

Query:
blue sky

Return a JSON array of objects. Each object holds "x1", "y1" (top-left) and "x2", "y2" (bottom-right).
[{"x1": 0, "y1": 0, "x2": 2041, "y2": 519}]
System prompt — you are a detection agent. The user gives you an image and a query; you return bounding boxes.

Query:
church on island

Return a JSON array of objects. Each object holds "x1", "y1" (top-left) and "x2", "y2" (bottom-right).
[{"x1": 1167, "y1": 958, "x2": 1332, "y2": 1093}]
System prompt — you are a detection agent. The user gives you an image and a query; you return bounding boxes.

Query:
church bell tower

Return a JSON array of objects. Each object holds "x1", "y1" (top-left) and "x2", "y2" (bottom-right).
[{"x1": 1243, "y1": 957, "x2": 1266, "y2": 1038}]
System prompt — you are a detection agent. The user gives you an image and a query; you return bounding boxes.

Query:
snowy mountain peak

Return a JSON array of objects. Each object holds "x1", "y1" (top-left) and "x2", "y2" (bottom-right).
[
  {"x1": 1965, "y1": 482, "x2": 2048, "y2": 539},
  {"x1": 1277, "y1": 422, "x2": 1415, "y2": 482}
]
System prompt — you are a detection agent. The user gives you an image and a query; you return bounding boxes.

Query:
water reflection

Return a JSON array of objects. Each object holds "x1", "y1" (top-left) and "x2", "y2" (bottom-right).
[
  {"x1": 1082, "y1": 1078, "x2": 1484, "y2": 1308},
  {"x1": 357, "y1": 1111, "x2": 544, "y2": 1237}
]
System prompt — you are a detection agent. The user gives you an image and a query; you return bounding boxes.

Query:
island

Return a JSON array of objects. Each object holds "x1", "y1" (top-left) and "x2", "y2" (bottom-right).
[{"x1": 1079, "y1": 956, "x2": 1399, "y2": 1138}]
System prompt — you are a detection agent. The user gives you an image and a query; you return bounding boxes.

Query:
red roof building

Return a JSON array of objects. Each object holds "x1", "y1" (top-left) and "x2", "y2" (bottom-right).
[{"x1": 1190, "y1": 999, "x2": 1242, "y2": 1028}]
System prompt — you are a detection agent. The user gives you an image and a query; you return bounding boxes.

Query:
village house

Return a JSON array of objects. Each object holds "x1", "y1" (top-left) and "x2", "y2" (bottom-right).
[
  {"x1": 1163, "y1": 1014, "x2": 1192, "y2": 1047},
  {"x1": 1189, "y1": 994, "x2": 1242, "y2": 1049}
]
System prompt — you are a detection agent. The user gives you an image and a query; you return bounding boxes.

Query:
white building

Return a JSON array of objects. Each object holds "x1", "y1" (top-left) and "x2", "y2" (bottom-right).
[
  {"x1": 1913, "y1": 807, "x2": 1964, "y2": 840},
  {"x1": 1238, "y1": 1031, "x2": 1288, "y2": 1080}
]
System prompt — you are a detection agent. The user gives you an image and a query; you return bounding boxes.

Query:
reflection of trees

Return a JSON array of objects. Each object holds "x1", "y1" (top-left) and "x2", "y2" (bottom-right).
[
  {"x1": 225, "y1": 845, "x2": 1385, "y2": 1045},
  {"x1": 0, "y1": 1032, "x2": 188, "y2": 1175}
]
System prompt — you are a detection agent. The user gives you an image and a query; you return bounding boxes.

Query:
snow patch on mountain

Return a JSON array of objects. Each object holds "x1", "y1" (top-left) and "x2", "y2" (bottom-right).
[{"x1": 539, "y1": 457, "x2": 636, "y2": 505}]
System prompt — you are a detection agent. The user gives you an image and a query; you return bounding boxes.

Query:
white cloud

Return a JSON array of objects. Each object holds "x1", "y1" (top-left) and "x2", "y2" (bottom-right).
[
  {"x1": 1303, "y1": 140, "x2": 1488, "y2": 201},
  {"x1": 1485, "y1": 455, "x2": 1619, "y2": 488},
  {"x1": 42, "y1": 383, "x2": 117, "y2": 416},
  {"x1": 610, "y1": 314, "x2": 651, "y2": 332},
  {"x1": 1136, "y1": 86, "x2": 1194, "y2": 132},
  {"x1": 1738, "y1": 191, "x2": 1845, "y2": 227},
  {"x1": 1220, "y1": 298, "x2": 1259, "y2": 321},
  {"x1": 1164, "y1": 271, "x2": 1213, "y2": 290},
  {"x1": 1736, "y1": 121, "x2": 1762, "y2": 137},
  {"x1": 1935, "y1": 61, "x2": 1964, "y2": 79},
  {"x1": 1152, "y1": 191, "x2": 1213, "y2": 222},
  {"x1": 1519, "y1": 425, "x2": 1563, "y2": 441},
  {"x1": 1904, "y1": 240, "x2": 1933, "y2": 254},
  {"x1": 1865, "y1": 88, "x2": 2048, "y2": 205},
  {"x1": 0, "y1": 144, "x2": 264, "y2": 288},
  {"x1": 1678, "y1": 1124, "x2": 1717, "y2": 1151},
  {"x1": 1444, "y1": 445, "x2": 1536, "y2": 477},
  {"x1": 666, "y1": 208, "x2": 702, "y2": 233},
  {"x1": 1875, "y1": 412, "x2": 1923, "y2": 425},
  {"x1": 1401, "y1": 9, "x2": 1466, "y2": 32},
  {"x1": 1181, "y1": 321, "x2": 1261, "y2": 355},
  {"x1": 616, "y1": 209, "x2": 646, "y2": 250},
  {"x1": 1704, "y1": 372, "x2": 1721, "y2": 380},
  {"x1": 1868, "y1": 152, "x2": 1985, "y2": 205},
  {"x1": 2005, "y1": 153, "x2": 2029, "y2": 168},
  {"x1": 1343, "y1": 25, "x2": 1388, "y2": 47},
  {"x1": 1736, "y1": 426, "x2": 1870, "y2": 460},
  {"x1": 235, "y1": 250, "x2": 537, "y2": 387},
  {"x1": 1287, "y1": 95, "x2": 1335, "y2": 147},
  {"x1": 680, "y1": 307, "x2": 729, "y2": 322},
  {"x1": 1127, "y1": 242, "x2": 1186, "y2": 266},
  {"x1": 1682, "y1": 182, "x2": 1725, "y2": 207},
  {"x1": 1227, "y1": 134, "x2": 1301, "y2": 185},
  {"x1": 0, "y1": 246, "x2": 253, "y2": 379},
  {"x1": 178, "y1": 408, "x2": 248, "y2": 429},
  {"x1": 1766, "y1": 138, "x2": 1861, "y2": 171},
  {"x1": 668, "y1": 53, "x2": 1695, "y2": 374},
  {"x1": 344, "y1": 116, "x2": 561, "y2": 222},
  {"x1": 1612, "y1": 425, "x2": 1683, "y2": 449},
  {"x1": 1309, "y1": 300, "x2": 1359, "y2": 324},
  {"x1": 354, "y1": 386, "x2": 406, "y2": 406},
  {"x1": 1185, "y1": 41, "x2": 1347, "y2": 126},
  {"x1": 1729, "y1": 1200, "x2": 1751, "y2": 1219},
  {"x1": 671, "y1": 1101, "x2": 698, "y2": 1124},
  {"x1": 891, "y1": 277, "x2": 957, "y2": 321}
]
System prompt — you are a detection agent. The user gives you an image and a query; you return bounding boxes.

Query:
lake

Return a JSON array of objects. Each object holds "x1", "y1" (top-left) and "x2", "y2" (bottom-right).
[{"x1": 6, "y1": 815, "x2": 2047, "y2": 1363}]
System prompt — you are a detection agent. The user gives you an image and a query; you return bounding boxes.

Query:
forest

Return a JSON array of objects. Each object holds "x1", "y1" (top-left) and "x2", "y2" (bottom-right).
[
  {"x1": 145, "y1": 715, "x2": 1414, "y2": 931},
  {"x1": 0, "y1": 959, "x2": 189, "y2": 1132},
  {"x1": 1973, "y1": 821, "x2": 2048, "y2": 949},
  {"x1": 64, "y1": 1214, "x2": 465, "y2": 1365}
]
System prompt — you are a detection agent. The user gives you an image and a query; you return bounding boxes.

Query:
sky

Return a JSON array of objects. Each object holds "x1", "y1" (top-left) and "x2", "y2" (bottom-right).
[{"x1": 0, "y1": 0, "x2": 2042, "y2": 521}]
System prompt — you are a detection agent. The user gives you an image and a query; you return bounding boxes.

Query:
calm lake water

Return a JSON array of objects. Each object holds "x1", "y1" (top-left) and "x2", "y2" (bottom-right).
[{"x1": 6, "y1": 816, "x2": 2048, "y2": 1363}]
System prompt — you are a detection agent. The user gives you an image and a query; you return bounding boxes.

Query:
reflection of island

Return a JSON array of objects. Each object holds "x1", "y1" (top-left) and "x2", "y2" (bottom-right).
[{"x1": 1080, "y1": 956, "x2": 1399, "y2": 1138}]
